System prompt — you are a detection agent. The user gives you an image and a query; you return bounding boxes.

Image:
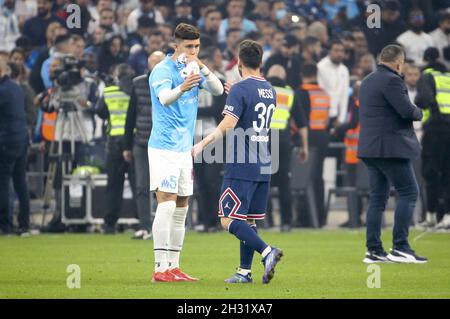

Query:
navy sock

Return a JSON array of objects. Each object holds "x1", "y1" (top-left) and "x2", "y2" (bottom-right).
[
  {"x1": 240, "y1": 225, "x2": 258, "y2": 270},
  {"x1": 229, "y1": 220, "x2": 268, "y2": 255}
]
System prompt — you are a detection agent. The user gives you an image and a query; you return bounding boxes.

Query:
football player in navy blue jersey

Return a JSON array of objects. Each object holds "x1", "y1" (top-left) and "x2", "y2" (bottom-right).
[{"x1": 192, "y1": 40, "x2": 283, "y2": 284}]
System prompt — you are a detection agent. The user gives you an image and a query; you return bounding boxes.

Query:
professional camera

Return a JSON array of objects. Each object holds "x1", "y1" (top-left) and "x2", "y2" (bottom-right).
[{"x1": 53, "y1": 55, "x2": 84, "y2": 90}]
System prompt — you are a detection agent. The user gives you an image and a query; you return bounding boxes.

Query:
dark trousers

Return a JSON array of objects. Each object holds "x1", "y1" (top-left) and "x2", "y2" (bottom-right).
[
  {"x1": 103, "y1": 136, "x2": 136, "y2": 227},
  {"x1": 344, "y1": 163, "x2": 363, "y2": 224},
  {"x1": 421, "y1": 127, "x2": 450, "y2": 218},
  {"x1": 269, "y1": 138, "x2": 293, "y2": 226},
  {"x1": 362, "y1": 158, "x2": 419, "y2": 252},
  {"x1": 133, "y1": 144, "x2": 151, "y2": 231},
  {"x1": 194, "y1": 161, "x2": 221, "y2": 229},
  {"x1": 309, "y1": 130, "x2": 330, "y2": 227},
  {"x1": 0, "y1": 137, "x2": 30, "y2": 232}
]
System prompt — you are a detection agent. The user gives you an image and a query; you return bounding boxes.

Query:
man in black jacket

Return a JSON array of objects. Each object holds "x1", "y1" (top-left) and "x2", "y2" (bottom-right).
[
  {"x1": 0, "y1": 60, "x2": 30, "y2": 236},
  {"x1": 358, "y1": 45, "x2": 427, "y2": 264},
  {"x1": 123, "y1": 51, "x2": 165, "y2": 239}
]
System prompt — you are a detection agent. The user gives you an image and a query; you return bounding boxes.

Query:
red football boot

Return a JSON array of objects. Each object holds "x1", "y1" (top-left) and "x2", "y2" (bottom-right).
[
  {"x1": 152, "y1": 270, "x2": 177, "y2": 282},
  {"x1": 170, "y1": 268, "x2": 200, "y2": 282}
]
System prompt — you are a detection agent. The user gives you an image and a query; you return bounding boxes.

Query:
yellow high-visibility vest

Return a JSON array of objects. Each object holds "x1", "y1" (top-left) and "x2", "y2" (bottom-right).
[
  {"x1": 422, "y1": 68, "x2": 450, "y2": 123},
  {"x1": 270, "y1": 85, "x2": 294, "y2": 130},
  {"x1": 103, "y1": 85, "x2": 130, "y2": 136}
]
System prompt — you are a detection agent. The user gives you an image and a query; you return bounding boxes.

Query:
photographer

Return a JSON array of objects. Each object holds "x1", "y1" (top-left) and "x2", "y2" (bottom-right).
[{"x1": 40, "y1": 54, "x2": 98, "y2": 233}]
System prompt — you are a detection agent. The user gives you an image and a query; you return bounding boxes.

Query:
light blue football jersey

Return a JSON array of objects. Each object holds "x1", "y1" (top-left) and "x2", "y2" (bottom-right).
[{"x1": 148, "y1": 54, "x2": 205, "y2": 152}]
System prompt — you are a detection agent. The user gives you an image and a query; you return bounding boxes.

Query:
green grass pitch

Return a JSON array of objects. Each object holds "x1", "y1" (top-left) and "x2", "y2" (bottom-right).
[{"x1": 1, "y1": 229, "x2": 449, "y2": 299}]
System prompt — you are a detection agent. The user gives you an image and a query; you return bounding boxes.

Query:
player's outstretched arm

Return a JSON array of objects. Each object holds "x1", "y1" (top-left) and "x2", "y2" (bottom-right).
[{"x1": 192, "y1": 114, "x2": 237, "y2": 158}]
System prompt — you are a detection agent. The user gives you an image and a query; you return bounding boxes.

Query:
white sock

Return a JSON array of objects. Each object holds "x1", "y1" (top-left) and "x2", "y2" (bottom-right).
[
  {"x1": 152, "y1": 201, "x2": 176, "y2": 272},
  {"x1": 168, "y1": 206, "x2": 188, "y2": 269},
  {"x1": 237, "y1": 268, "x2": 251, "y2": 276},
  {"x1": 261, "y1": 246, "x2": 272, "y2": 259}
]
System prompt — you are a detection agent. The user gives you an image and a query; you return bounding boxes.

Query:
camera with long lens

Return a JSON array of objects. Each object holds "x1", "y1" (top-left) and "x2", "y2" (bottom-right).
[
  {"x1": 51, "y1": 55, "x2": 85, "y2": 113},
  {"x1": 53, "y1": 55, "x2": 84, "y2": 91}
]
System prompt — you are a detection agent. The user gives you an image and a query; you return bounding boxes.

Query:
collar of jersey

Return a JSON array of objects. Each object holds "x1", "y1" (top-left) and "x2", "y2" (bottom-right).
[
  {"x1": 247, "y1": 75, "x2": 266, "y2": 81},
  {"x1": 166, "y1": 53, "x2": 185, "y2": 71}
]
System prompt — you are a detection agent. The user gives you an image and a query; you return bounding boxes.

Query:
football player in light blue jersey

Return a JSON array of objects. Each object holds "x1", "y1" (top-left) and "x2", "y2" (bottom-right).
[{"x1": 147, "y1": 23, "x2": 223, "y2": 282}]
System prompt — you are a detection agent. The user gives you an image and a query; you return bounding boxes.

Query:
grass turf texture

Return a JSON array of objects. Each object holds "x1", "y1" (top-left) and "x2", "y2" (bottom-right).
[{"x1": 1, "y1": 229, "x2": 449, "y2": 299}]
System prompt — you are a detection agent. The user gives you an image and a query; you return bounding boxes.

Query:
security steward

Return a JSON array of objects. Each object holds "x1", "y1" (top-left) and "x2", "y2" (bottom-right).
[
  {"x1": 266, "y1": 65, "x2": 309, "y2": 232},
  {"x1": 335, "y1": 81, "x2": 362, "y2": 228},
  {"x1": 294, "y1": 63, "x2": 331, "y2": 227},
  {"x1": 96, "y1": 64, "x2": 136, "y2": 234},
  {"x1": 415, "y1": 47, "x2": 450, "y2": 230}
]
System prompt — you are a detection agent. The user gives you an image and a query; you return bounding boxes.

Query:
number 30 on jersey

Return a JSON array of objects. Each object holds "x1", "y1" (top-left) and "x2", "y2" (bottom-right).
[{"x1": 253, "y1": 102, "x2": 275, "y2": 132}]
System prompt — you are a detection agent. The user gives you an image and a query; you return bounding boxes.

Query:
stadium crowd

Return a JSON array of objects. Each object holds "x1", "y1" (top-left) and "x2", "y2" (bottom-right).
[{"x1": 1, "y1": 0, "x2": 450, "y2": 236}]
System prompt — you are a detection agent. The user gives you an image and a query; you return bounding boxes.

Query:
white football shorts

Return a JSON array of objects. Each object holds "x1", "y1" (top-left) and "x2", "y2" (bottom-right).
[{"x1": 148, "y1": 147, "x2": 194, "y2": 196}]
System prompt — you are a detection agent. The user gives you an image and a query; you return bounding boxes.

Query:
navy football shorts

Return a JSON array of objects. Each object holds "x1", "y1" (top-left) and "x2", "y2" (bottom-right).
[{"x1": 218, "y1": 178, "x2": 270, "y2": 220}]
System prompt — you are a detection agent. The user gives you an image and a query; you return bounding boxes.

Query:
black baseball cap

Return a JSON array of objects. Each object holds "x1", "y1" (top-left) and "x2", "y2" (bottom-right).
[{"x1": 283, "y1": 34, "x2": 298, "y2": 48}]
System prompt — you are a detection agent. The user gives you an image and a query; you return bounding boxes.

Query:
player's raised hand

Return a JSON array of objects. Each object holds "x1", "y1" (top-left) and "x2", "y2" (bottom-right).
[
  {"x1": 224, "y1": 81, "x2": 234, "y2": 95},
  {"x1": 181, "y1": 73, "x2": 202, "y2": 92},
  {"x1": 191, "y1": 142, "x2": 203, "y2": 159},
  {"x1": 185, "y1": 54, "x2": 204, "y2": 69}
]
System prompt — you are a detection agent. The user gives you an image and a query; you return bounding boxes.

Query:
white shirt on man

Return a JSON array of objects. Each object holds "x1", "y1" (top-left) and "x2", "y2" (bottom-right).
[
  {"x1": 429, "y1": 28, "x2": 450, "y2": 69},
  {"x1": 317, "y1": 56, "x2": 350, "y2": 123},
  {"x1": 397, "y1": 30, "x2": 434, "y2": 66},
  {"x1": 127, "y1": 7, "x2": 164, "y2": 33}
]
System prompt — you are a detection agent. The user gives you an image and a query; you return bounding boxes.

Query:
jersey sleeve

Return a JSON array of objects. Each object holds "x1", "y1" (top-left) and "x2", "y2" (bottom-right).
[
  {"x1": 150, "y1": 65, "x2": 173, "y2": 97},
  {"x1": 199, "y1": 73, "x2": 206, "y2": 88},
  {"x1": 222, "y1": 84, "x2": 244, "y2": 120}
]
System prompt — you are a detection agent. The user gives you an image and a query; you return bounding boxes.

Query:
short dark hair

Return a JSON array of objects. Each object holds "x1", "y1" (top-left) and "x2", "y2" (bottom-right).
[
  {"x1": 379, "y1": 44, "x2": 405, "y2": 63},
  {"x1": 246, "y1": 31, "x2": 263, "y2": 42},
  {"x1": 301, "y1": 63, "x2": 318, "y2": 78},
  {"x1": 302, "y1": 36, "x2": 320, "y2": 48},
  {"x1": 138, "y1": 16, "x2": 156, "y2": 28},
  {"x1": 54, "y1": 34, "x2": 72, "y2": 46},
  {"x1": 149, "y1": 30, "x2": 163, "y2": 38},
  {"x1": 423, "y1": 47, "x2": 439, "y2": 63},
  {"x1": 9, "y1": 47, "x2": 25, "y2": 58},
  {"x1": 70, "y1": 34, "x2": 85, "y2": 43},
  {"x1": 330, "y1": 38, "x2": 344, "y2": 49},
  {"x1": 205, "y1": 8, "x2": 221, "y2": 19},
  {"x1": 174, "y1": 23, "x2": 200, "y2": 41},
  {"x1": 383, "y1": 0, "x2": 400, "y2": 12},
  {"x1": 238, "y1": 40, "x2": 262, "y2": 70},
  {"x1": 226, "y1": 28, "x2": 241, "y2": 38}
]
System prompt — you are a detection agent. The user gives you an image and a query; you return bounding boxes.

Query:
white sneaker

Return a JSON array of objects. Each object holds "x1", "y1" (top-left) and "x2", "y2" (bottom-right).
[
  {"x1": 132, "y1": 230, "x2": 152, "y2": 240},
  {"x1": 417, "y1": 213, "x2": 437, "y2": 229},
  {"x1": 434, "y1": 215, "x2": 450, "y2": 230},
  {"x1": 386, "y1": 248, "x2": 428, "y2": 264}
]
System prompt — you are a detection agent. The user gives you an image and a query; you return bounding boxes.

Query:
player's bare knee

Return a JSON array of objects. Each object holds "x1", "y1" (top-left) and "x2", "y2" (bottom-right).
[
  {"x1": 156, "y1": 190, "x2": 177, "y2": 204},
  {"x1": 220, "y1": 218, "x2": 232, "y2": 231},
  {"x1": 176, "y1": 196, "x2": 189, "y2": 207}
]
